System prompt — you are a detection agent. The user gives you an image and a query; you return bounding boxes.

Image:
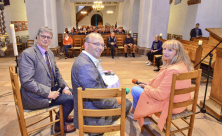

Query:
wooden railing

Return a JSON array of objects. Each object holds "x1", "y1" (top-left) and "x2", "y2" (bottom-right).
[{"x1": 76, "y1": 6, "x2": 93, "y2": 23}]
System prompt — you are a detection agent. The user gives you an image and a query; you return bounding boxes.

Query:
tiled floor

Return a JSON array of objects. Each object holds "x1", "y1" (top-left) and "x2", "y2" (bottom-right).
[{"x1": 0, "y1": 54, "x2": 221, "y2": 136}]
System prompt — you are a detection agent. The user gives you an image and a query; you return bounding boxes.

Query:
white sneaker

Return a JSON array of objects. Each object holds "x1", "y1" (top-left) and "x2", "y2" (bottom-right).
[
  {"x1": 147, "y1": 62, "x2": 152, "y2": 66},
  {"x1": 145, "y1": 61, "x2": 150, "y2": 64}
]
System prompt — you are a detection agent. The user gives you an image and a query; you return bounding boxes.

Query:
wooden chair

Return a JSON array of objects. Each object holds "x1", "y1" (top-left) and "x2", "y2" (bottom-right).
[
  {"x1": 26, "y1": 40, "x2": 34, "y2": 48},
  {"x1": 167, "y1": 33, "x2": 172, "y2": 40},
  {"x1": 16, "y1": 36, "x2": 25, "y2": 51},
  {"x1": 133, "y1": 33, "x2": 138, "y2": 45},
  {"x1": 141, "y1": 69, "x2": 202, "y2": 136},
  {"x1": 116, "y1": 38, "x2": 124, "y2": 56},
  {"x1": 78, "y1": 87, "x2": 126, "y2": 136},
  {"x1": 152, "y1": 54, "x2": 163, "y2": 66},
  {"x1": 72, "y1": 38, "x2": 82, "y2": 56},
  {"x1": 9, "y1": 66, "x2": 64, "y2": 136}
]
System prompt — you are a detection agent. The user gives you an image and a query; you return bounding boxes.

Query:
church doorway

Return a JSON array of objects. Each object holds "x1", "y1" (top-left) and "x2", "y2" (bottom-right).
[{"x1": 91, "y1": 14, "x2": 103, "y2": 26}]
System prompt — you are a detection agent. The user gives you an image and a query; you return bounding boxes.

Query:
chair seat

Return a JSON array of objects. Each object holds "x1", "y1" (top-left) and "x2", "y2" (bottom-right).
[
  {"x1": 171, "y1": 110, "x2": 193, "y2": 120},
  {"x1": 73, "y1": 47, "x2": 81, "y2": 49},
  {"x1": 118, "y1": 46, "x2": 124, "y2": 49},
  {"x1": 23, "y1": 106, "x2": 59, "y2": 119},
  {"x1": 154, "y1": 55, "x2": 162, "y2": 58}
]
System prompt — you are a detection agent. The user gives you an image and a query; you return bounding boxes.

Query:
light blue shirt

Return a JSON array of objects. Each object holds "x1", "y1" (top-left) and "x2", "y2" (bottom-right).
[
  {"x1": 82, "y1": 50, "x2": 98, "y2": 67},
  {"x1": 36, "y1": 44, "x2": 69, "y2": 91}
]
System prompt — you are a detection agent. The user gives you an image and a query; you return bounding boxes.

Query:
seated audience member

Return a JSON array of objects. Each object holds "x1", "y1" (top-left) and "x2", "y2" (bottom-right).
[
  {"x1": 78, "y1": 30, "x2": 85, "y2": 35},
  {"x1": 62, "y1": 33, "x2": 73, "y2": 59},
  {"x1": 71, "y1": 33, "x2": 132, "y2": 136},
  {"x1": 130, "y1": 40, "x2": 194, "y2": 131},
  {"x1": 65, "y1": 28, "x2": 69, "y2": 34},
  {"x1": 107, "y1": 32, "x2": 117, "y2": 59},
  {"x1": 18, "y1": 27, "x2": 75, "y2": 133},
  {"x1": 69, "y1": 29, "x2": 76, "y2": 35},
  {"x1": 146, "y1": 35, "x2": 162, "y2": 65},
  {"x1": 124, "y1": 34, "x2": 137, "y2": 57},
  {"x1": 190, "y1": 23, "x2": 202, "y2": 41},
  {"x1": 117, "y1": 29, "x2": 124, "y2": 34}
]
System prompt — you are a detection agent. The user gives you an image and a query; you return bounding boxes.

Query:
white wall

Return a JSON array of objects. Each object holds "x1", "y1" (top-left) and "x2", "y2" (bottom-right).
[
  {"x1": 4, "y1": 0, "x2": 28, "y2": 42},
  {"x1": 117, "y1": 2, "x2": 124, "y2": 27},
  {"x1": 78, "y1": 6, "x2": 118, "y2": 26},
  {"x1": 195, "y1": 0, "x2": 222, "y2": 37},
  {"x1": 167, "y1": 0, "x2": 188, "y2": 36}
]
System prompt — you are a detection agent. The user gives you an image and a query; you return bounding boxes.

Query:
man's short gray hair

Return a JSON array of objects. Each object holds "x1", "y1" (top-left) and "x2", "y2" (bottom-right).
[
  {"x1": 37, "y1": 27, "x2": 53, "y2": 37},
  {"x1": 85, "y1": 32, "x2": 103, "y2": 43}
]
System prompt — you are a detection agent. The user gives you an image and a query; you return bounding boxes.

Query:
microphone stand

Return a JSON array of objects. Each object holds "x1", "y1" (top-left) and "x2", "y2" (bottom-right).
[
  {"x1": 191, "y1": 40, "x2": 222, "y2": 122},
  {"x1": 15, "y1": 55, "x2": 18, "y2": 73}
]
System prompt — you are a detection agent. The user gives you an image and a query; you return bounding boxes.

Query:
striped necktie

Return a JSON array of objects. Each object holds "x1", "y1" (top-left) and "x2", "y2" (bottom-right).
[{"x1": 45, "y1": 51, "x2": 54, "y2": 88}]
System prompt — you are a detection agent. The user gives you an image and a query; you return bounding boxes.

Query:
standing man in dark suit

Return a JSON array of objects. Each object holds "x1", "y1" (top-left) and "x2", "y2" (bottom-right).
[
  {"x1": 18, "y1": 27, "x2": 75, "y2": 133},
  {"x1": 71, "y1": 33, "x2": 131, "y2": 136},
  {"x1": 190, "y1": 23, "x2": 202, "y2": 41},
  {"x1": 107, "y1": 32, "x2": 117, "y2": 59}
]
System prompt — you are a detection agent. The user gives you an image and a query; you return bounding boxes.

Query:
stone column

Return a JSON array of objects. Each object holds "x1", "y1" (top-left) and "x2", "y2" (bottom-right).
[
  {"x1": 129, "y1": 0, "x2": 140, "y2": 34},
  {"x1": 25, "y1": 0, "x2": 58, "y2": 48},
  {"x1": 122, "y1": 0, "x2": 130, "y2": 31},
  {"x1": 70, "y1": 2, "x2": 76, "y2": 28},
  {"x1": 117, "y1": 2, "x2": 124, "y2": 27}
]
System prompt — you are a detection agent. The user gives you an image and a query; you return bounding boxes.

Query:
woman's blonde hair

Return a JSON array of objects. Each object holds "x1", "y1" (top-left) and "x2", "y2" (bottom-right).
[{"x1": 162, "y1": 40, "x2": 194, "y2": 71}]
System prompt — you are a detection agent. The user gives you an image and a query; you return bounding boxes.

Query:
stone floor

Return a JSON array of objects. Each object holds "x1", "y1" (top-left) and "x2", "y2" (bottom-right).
[{"x1": 0, "y1": 54, "x2": 221, "y2": 136}]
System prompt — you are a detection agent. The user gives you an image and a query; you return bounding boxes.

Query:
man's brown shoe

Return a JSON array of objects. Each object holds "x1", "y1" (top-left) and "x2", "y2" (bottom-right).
[
  {"x1": 66, "y1": 115, "x2": 74, "y2": 122},
  {"x1": 54, "y1": 124, "x2": 76, "y2": 133}
]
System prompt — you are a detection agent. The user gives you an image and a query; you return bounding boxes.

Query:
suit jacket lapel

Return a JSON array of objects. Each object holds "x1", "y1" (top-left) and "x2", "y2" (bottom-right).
[
  {"x1": 34, "y1": 44, "x2": 51, "y2": 77},
  {"x1": 80, "y1": 53, "x2": 107, "y2": 87}
]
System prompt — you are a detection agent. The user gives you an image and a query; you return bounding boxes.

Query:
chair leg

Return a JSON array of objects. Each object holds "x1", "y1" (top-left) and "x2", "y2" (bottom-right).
[
  {"x1": 141, "y1": 125, "x2": 144, "y2": 132},
  {"x1": 59, "y1": 105, "x2": 64, "y2": 136},
  {"x1": 49, "y1": 111, "x2": 53, "y2": 122},
  {"x1": 188, "y1": 114, "x2": 195, "y2": 136}
]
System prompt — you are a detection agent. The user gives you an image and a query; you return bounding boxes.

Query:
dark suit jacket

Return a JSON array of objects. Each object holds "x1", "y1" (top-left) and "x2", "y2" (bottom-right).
[
  {"x1": 71, "y1": 52, "x2": 119, "y2": 129},
  {"x1": 190, "y1": 28, "x2": 202, "y2": 40},
  {"x1": 18, "y1": 44, "x2": 68, "y2": 110},
  {"x1": 107, "y1": 36, "x2": 117, "y2": 47},
  {"x1": 151, "y1": 40, "x2": 163, "y2": 54}
]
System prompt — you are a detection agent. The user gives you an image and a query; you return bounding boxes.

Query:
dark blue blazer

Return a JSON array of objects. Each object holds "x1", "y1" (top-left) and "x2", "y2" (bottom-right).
[
  {"x1": 190, "y1": 28, "x2": 202, "y2": 40},
  {"x1": 151, "y1": 40, "x2": 162, "y2": 54}
]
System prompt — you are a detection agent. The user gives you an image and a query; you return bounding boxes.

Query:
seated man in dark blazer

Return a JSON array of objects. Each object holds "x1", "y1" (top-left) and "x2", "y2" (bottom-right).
[
  {"x1": 107, "y1": 32, "x2": 117, "y2": 59},
  {"x1": 124, "y1": 33, "x2": 137, "y2": 57},
  {"x1": 190, "y1": 23, "x2": 202, "y2": 41},
  {"x1": 71, "y1": 33, "x2": 132, "y2": 136},
  {"x1": 18, "y1": 27, "x2": 75, "y2": 133}
]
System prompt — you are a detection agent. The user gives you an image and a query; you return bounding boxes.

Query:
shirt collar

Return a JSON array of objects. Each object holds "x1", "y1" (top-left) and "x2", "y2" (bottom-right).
[
  {"x1": 82, "y1": 51, "x2": 98, "y2": 66},
  {"x1": 37, "y1": 44, "x2": 47, "y2": 55}
]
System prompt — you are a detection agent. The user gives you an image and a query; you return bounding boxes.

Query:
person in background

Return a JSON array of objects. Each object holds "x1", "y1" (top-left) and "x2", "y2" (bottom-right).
[
  {"x1": 69, "y1": 29, "x2": 76, "y2": 35},
  {"x1": 107, "y1": 32, "x2": 117, "y2": 59},
  {"x1": 62, "y1": 33, "x2": 73, "y2": 59},
  {"x1": 71, "y1": 33, "x2": 131, "y2": 136},
  {"x1": 18, "y1": 27, "x2": 75, "y2": 133},
  {"x1": 124, "y1": 33, "x2": 137, "y2": 57},
  {"x1": 130, "y1": 40, "x2": 194, "y2": 132},
  {"x1": 65, "y1": 28, "x2": 69, "y2": 34},
  {"x1": 190, "y1": 23, "x2": 202, "y2": 41},
  {"x1": 146, "y1": 35, "x2": 162, "y2": 66}
]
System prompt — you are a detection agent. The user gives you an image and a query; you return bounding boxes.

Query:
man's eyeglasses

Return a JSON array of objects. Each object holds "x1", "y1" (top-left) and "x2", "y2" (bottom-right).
[
  {"x1": 40, "y1": 35, "x2": 52, "y2": 40},
  {"x1": 87, "y1": 42, "x2": 105, "y2": 48}
]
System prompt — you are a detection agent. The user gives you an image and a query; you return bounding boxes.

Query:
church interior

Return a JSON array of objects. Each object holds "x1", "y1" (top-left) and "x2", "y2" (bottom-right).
[{"x1": 0, "y1": 0, "x2": 222, "y2": 135}]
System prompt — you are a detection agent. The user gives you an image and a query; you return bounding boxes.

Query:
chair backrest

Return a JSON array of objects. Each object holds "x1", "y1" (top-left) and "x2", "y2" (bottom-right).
[
  {"x1": 58, "y1": 33, "x2": 63, "y2": 44},
  {"x1": 16, "y1": 36, "x2": 21, "y2": 43},
  {"x1": 167, "y1": 33, "x2": 172, "y2": 40},
  {"x1": 74, "y1": 38, "x2": 82, "y2": 47},
  {"x1": 9, "y1": 66, "x2": 26, "y2": 132},
  {"x1": 78, "y1": 87, "x2": 126, "y2": 136},
  {"x1": 116, "y1": 38, "x2": 123, "y2": 46},
  {"x1": 167, "y1": 69, "x2": 202, "y2": 125},
  {"x1": 27, "y1": 40, "x2": 34, "y2": 48}
]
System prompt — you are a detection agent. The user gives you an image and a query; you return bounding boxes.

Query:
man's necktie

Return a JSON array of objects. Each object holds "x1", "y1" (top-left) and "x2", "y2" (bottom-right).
[{"x1": 45, "y1": 51, "x2": 54, "y2": 88}]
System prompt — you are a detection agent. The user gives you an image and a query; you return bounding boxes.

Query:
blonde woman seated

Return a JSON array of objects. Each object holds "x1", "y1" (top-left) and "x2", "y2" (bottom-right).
[{"x1": 129, "y1": 40, "x2": 194, "y2": 131}]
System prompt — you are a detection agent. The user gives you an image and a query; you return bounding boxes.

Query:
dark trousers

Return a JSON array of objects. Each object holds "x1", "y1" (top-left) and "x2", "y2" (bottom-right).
[
  {"x1": 108, "y1": 45, "x2": 116, "y2": 57},
  {"x1": 49, "y1": 87, "x2": 74, "y2": 127},
  {"x1": 147, "y1": 51, "x2": 160, "y2": 61},
  {"x1": 155, "y1": 56, "x2": 162, "y2": 69},
  {"x1": 62, "y1": 45, "x2": 72, "y2": 57}
]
